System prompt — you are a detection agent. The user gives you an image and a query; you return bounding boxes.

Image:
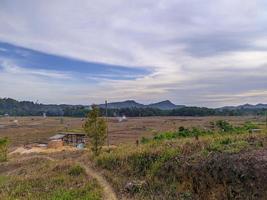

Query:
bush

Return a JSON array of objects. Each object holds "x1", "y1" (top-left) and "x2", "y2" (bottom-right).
[
  {"x1": 207, "y1": 138, "x2": 249, "y2": 153},
  {"x1": 141, "y1": 137, "x2": 150, "y2": 144},
  {"x1": 51, "y1": 182, "x2": 102, "y2": 200},
  {"x1": 154, "y1": 132, "x2": 176, "y2": 140},
  {"x1": 215, "y1": 120, "x2": 234, "y2": 132},
  {"x1": 68, "y1": 165, "x2": 85, "y2": 176},
  {"x1": 243, "y1": 121, "x2": 258, "y2": 131}
]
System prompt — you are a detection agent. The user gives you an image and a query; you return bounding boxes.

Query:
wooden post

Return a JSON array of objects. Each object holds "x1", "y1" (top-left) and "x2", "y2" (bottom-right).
[{"x1": 105, "y1": 100, "x2": 109, "y2": 148}]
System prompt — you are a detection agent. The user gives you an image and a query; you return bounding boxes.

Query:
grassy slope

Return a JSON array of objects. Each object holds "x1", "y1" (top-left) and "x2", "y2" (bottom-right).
[
  {"x1": 94, "y1": 122, "x2": 267, "y2": 200},
  {"x1": 0, "y1": 157, "x2": 103, "y2": 200}
]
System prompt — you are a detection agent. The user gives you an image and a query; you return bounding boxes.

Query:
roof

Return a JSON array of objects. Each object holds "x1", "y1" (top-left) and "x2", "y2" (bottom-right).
[
  {"x1": 49, "y1": 134, "x2": 66, "y2": 140},
  {"x1": 49, "y1": 132, "x2": 86, "y2": 140},
  {"x1": 58, "y1": 132, "x2": 86, "y2": 136}
]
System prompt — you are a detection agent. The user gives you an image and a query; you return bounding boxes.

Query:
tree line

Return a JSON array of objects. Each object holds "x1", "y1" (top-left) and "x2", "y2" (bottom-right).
[{"x1": 1, "y1": 98, "x2": 266, "y2": 117}]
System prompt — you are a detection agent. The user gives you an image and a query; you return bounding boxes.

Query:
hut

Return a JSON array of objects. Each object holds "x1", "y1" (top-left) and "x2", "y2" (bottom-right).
[
  {"x1": 48, "y1": 134, "x2": 65, "y2": 148},
  {"x1": 48, "y1": 132, "x2": 86, "y2": 148}
]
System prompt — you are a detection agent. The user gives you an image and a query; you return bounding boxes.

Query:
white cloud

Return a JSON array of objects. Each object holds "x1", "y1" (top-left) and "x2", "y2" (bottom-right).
[{"x1": 0, "y1": 0, "x2": 267, "y2": 106}]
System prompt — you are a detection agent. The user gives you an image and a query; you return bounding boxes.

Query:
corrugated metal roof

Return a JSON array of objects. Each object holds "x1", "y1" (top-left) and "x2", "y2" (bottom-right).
[
  {"x1": 58, "y1": 132, "x2": 86, "y2": 136},
  {"x1": 49, "y1": 134, "x2": 66, "y2": 140}
]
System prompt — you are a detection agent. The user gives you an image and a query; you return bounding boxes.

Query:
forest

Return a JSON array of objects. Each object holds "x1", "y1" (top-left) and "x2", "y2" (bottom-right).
[{"x1": 1, "y1": 98, "x2": 266, "y2": 117}]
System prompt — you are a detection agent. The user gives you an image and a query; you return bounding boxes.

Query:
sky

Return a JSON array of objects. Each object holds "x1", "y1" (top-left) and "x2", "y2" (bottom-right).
[{"x1": 0, "y1": 0, "x2": 267, "y2": 107}]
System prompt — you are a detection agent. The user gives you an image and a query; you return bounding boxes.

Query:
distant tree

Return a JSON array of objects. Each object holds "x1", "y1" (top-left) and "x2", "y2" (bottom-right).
[
  {"x1": 0, "y1": 137, "x2": 9, "y2": 162},
  {"x1": 83, "y1": 106, "x2": 107, "y2": 156}
]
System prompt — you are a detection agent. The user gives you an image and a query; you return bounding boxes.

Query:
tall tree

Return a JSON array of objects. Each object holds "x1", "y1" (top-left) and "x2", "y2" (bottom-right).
[{"x1": 83, "y1": 106, "x2": 107, "y2": 156}]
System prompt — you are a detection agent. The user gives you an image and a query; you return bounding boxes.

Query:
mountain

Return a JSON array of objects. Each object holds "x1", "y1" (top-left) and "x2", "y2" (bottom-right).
[
  {"x1": 221, "y1": 103, "x2": 267, "y2": 110},
  {"x1": 1, "y1": 97, "x2": 266, "y2": 117},
  {"x1": 97, "y1": 100, "x2": 184, "y2": 110},
  {"x1": 237, "y1": 104, "x2": 267, "y2": 109},
  {"x1": 0, "y1": 98, "x2": 86, "y2": 117},
  {"x1": 148, "y1": 100, "x2": 184, "y2": 110},
  {"x1": 98, "y1": 100, "x2": 145, "y2": 109}
]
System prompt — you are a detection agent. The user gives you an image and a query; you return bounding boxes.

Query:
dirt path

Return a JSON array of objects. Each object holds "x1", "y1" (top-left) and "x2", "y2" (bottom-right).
[
  {"x1": 77, "y1": 162, "x2": 118, "y2": 200},
  {"x1": 9, "y1": 154, "x2": 118, "y2": 200}
]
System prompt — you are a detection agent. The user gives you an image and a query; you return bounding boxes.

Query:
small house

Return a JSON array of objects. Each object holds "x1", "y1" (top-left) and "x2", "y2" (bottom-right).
[{"x1": 48, "y1": 132, "x2": 86, "y2": 148}]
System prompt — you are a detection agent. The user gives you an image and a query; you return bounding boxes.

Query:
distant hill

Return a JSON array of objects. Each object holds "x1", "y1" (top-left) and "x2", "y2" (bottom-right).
[
  {"x1": 0, "y1": 98, "x2": 87, "y2": 117},
  {"x1": 237, "y1": 104, "x2": 267, "y2": 109},
  {"x1": 0, "y1": 97, "x2": 266, "y2": 117},
  {"x1": 98, "y1": 100, "x2": 184, "y2": 110},
  {"x1": 221, "y1": 103, "x2": 267, "y2": 110},
  {"x1": 98, "y1": 100, "x2": 144, "y2": 109},
  {"x1": 148, "y1": 100, "x2": 184, "y2": 110}
]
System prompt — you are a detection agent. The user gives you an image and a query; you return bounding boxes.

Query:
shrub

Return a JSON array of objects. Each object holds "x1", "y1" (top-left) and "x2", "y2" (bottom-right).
[
  {"x1": 154, "y1": 132, "x2": 176, "y2": 140},
  {"x1": 51, "y1": 181, "x2": 102, "y2": 200},
  {"x1": 149, "y1": 148, "x2": 180, "y2": 177},
  {"x1": 68, "y1": 165, "x2": 85, "y2": 176},
  {"x1": 243, "y1": 121, "x2": 258, "y2": 131},
  {"x1": 141, "y1": 137, "x2": 150, "y2": 144},
  {"x1": 215, "y1": 120, "x2": 234, "y2": 132},
  {"x1": 96, "y1": 152, "x2": 121, "y2": 170},
  {"x1": 207, "y1": 138, "x2": 249, "y2": 154}
]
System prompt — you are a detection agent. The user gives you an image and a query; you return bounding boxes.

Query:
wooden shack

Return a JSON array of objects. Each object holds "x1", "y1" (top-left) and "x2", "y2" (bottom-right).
[{"x1": 48, "y1": 132, "x2": 86, "y2": 147}]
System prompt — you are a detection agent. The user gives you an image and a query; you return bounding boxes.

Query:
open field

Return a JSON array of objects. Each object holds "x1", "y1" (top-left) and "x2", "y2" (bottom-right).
[
  {"x1": 1, "y1": 115, "x2": 267, "y2": 199},
  {"x1": 0, "y1": 116, "x2": 266, "y2": 148}
]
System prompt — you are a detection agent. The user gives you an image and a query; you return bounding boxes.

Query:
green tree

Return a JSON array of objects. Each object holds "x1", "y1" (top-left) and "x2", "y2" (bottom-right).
[
  {"x1": 0, "y1": 137, "x2": 9, "y2": 162},
  {"x1": 83, "y1": 106, "x2": 107, "y2": 156}
]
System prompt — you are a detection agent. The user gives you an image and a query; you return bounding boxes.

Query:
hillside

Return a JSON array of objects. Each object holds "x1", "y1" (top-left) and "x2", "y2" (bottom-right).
[
  {"x1": 237, "y1": 103, "x2": 267, "y2": 109},
  {"x1": 148, "y1": 100, "x2": 184, "y2": 110},
  {"x1": 98, "y1": 100, "x2": 145, "y2": 109},
  {"x1": 0, "y1": 98, "x2": 88, "y2": 117},
  {"x1": 93, "y1": 120, "x2": 267, "y2": 199},
  {"x1": 98, "y1": 100, "x2": 184, "y2": 110}
]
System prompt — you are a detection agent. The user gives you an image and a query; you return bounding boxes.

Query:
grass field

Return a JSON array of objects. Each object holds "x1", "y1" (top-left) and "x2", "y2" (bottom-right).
[
  {"x1": 1, "y1": 116, "x2": 267, "y2": 200},
  {"x1": 0, "y1": 116, "x2": 265, "y2": 148},
  {"x1": 0, "y1": 154, "x2": 103, "y2": 200}
]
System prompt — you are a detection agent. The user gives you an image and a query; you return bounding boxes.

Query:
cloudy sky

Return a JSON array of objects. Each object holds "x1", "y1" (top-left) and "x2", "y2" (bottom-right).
[{"x1": 0, "y1": 0, "x2": 267, "y2": 107}]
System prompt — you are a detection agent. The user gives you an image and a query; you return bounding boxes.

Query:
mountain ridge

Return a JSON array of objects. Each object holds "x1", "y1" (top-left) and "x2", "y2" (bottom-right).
[
  {"x1": 97, "y1": 100, "x2": 185, "y2": 110},
  {"x1": 1, "y1": 97, "x2": 267, "y2": 110},
  {"x1": 147, "y1": 100, "x2": 184, "y2": 110}
]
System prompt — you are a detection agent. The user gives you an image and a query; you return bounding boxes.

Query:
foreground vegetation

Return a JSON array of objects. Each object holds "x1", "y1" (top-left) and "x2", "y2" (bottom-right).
[
  {"x1": 0, "y1": 158, "x2": 103, "y2": 200},
  {"x1": 1, "y1": 117, "x2": 266, "y2": 199},
  {"x1": 94, "y1": 120, "x2": 267, "y2": 199},
  {"x1": 0, "y1": 138, "x2": 8, "y2": 162}
]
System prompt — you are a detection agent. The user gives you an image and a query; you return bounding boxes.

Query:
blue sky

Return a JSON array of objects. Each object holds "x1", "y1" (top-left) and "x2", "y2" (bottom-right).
[
  {"x1": 0, "y1": 42, "x2": 149, "y2": 80},
  {"x1": 0, "y1": 0, "x2": 267, "y2": 107}
]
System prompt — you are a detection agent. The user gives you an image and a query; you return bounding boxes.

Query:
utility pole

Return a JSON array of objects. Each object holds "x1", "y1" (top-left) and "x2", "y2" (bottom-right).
[
  {"x1": 105, "y1": 100, "x2": 109, "y2": 148},
  {"x1": 265, "y1": 111, "x2": 267, "y2": 129}
]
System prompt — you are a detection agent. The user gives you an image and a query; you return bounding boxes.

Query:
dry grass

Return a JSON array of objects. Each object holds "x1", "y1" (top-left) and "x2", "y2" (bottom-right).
[
  {"x1": 93, "y1": 122, "x2": 267, "y2": 199},
  {"x1": 0, "y1": 116, "x2": 265, "y2": 148},
  {"x1": 0, "y1": 156, "x2": 103, "y2": 200},
  {"x1": 1, "y1": 116, "x2": 267, "y2": 199}
]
